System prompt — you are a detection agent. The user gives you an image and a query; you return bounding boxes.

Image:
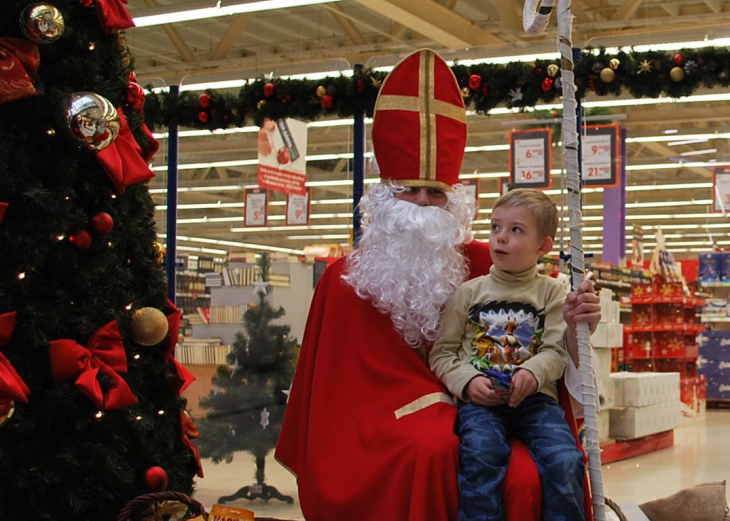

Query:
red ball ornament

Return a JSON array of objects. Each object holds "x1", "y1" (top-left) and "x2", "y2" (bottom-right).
[
  {"x1": 70, "y1": 230, "x2": 92, "y2": 249},
  {"x1": 263, "y1": 82, "x2": 275, "y2": 98},
  {"x1": 541, "y1": 77, "x2": 554, "y2": 92},
  {"x1": 468, "y1": 74, "x2": 482, "y2": 90},
  {"x1": 320, "y1": 94, "x2": 333, "y2": 109},
  {"x1": 674, "y1": 53, "x2": 683, "y2": 66},
  {"x1": 90, "y1": 212, "x2": 114, "y2": 235},
  {"x1": 198, "y1": 111, "x2": 208, "y2": 123},
  {"x1": 127, "y1": 82, "x2": 145, "y2": 110},
  {"x1": 144, "y1": 466, "x2": 169, "y2": 492},
  {"x1": 198, "y1": 93, "x2": 211, "y2": 109},
  {"x1": 127, "y1": 71, "x2": 137, "y2": 82}
]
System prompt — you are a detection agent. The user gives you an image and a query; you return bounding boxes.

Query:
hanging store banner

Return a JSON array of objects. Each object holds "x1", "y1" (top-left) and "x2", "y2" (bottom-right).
[
  {"x1": 257, "y1": 118, "x2": 308, "y2": 196},
  {"x1": 582, "y1": 125, "x2": 620, "y2": 187},
  {"x1": 509, "y1": 128, "x2": 552, "y2": 189},
  {"x1": 460, "y1": 179, "x2": 480, "y2": 220},
  {"x1": 244, "y1": 188, "x2": 268, "y2": 227},
  {"x1": 713, "y1": 167, "x2": 730, "y2": 213},
  {"x1": 286, "y1": 189, "x2": 311, "y2": 226}
]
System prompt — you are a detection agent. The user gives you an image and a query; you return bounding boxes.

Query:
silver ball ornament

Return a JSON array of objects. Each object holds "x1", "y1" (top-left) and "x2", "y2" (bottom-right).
[
  {"x1": 62, "y1": 92, "x2": 120, "y2": 151},
  {"x1": 19, "y1": 4, "x2": 65, "y2": 43}
]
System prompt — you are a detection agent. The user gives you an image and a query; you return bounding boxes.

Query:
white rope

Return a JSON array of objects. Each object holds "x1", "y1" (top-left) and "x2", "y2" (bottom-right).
[{"x1": 523, "y1": 2, "x2": 607, "y2": 520}]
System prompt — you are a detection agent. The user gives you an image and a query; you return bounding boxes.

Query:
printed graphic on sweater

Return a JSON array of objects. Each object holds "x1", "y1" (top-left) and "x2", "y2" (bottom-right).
[{"x1": 468, "y1": 300, "x2": 545, "y2": 374}]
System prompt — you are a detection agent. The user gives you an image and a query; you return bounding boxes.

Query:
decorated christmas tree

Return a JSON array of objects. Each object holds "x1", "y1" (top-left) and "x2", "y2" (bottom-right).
[
  {"x1": 197, "y1": 253, "x2": 298, "y2": 504},
  {"x1": 0, "y1": 2, "x2": 201, "y2": 519}
]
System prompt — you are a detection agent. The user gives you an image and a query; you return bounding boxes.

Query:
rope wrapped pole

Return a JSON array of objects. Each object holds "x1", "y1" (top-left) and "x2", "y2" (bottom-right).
[{"x1": 523, "y1": 2, "x2": 607, "y2": 520}]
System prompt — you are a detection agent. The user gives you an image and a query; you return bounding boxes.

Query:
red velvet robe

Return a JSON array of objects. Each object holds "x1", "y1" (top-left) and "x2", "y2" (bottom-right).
[{"x1": 276, "y1": 241, "x2": 592, "y2": 521}]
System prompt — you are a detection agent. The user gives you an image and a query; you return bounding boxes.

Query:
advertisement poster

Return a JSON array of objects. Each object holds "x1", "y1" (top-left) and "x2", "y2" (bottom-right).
[
  {"x1": 581, "y1": 125, "x2": 619, "y2": 187},
  {"x1": 257, "y1": 118, "x2": 308, "y2": 196},
  {"x1": 286, "y1": 189, "x2": 311, "y2": 226},
  {"x1": 460, "y1": 179, "x2": 480, "y2": 220},
  {"x1": 713, "y1": 167, "x2": 730, "y2": 213},
  {"x1": 244, "y1": 188, "x2": 268, "y2": 227},
  {"x1": 509, "y1": 129, "x2": 552, "y2": 189}
]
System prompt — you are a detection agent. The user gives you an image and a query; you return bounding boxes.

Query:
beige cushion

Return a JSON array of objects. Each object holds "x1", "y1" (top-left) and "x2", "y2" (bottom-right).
[{"x1": 638, "y1": 481, "x2": 728, "y2": 521}]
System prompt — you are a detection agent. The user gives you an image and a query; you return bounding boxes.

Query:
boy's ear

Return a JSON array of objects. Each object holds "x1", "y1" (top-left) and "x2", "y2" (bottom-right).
[{"x1": 537, "y1": 236, "x2": 553, "y2": 256}]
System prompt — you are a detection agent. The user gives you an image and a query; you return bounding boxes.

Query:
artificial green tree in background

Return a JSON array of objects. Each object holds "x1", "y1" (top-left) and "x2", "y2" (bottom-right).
[
  {"x1": 197, "y1": 253, "x2": 298, "y2": 504},
  {"x1": 0, "y1": 2, "x2": 200, "y2": 519}
]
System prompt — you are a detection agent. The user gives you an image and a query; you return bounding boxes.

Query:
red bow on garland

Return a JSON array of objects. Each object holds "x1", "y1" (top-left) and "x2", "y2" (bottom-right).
[
  {"x1": 96, "y1": 107, "x2": 155, "y2": 194},
  {"x1": 0, "y1": 312, "x2": 31, "y2": 403},
  {"x1": 49, "y1": 320, "x2": 137, "y2": 410},
  {"x1": 0, "y1": 37, "x2": 40, "y2": 105},
  {"x1": 164, "y1": 301, "x2": 195, "y2": 395},
  {"x1": 181, "y1": 410, "x2": 205, "y2": 477},
  {"x1": 80, "y1": 0, "x2": 135, "y2": 34},
  {"x1": 0, "y1": 202, "x2": 7, "y2": 223}
]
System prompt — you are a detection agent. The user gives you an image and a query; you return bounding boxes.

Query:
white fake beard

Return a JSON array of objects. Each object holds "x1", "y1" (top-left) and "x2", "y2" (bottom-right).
[{"x1": 344, "y1": 194, "x2": 469, "y2": 347}]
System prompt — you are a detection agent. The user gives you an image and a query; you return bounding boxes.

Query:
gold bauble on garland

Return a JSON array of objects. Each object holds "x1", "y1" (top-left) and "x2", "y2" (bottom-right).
[
  {"x1": 461, "y1": 86, "x2": 471, "y2": 98},
  {"x1": 609, "y1": 58, "x2": 620, "y2": 70},
  {"x1": 546, "y1": 64, "x2": 560, "y2": 77},
  {"x1": 670, "y1": 66, "x2": 686, "y2": 82},
  {"x1": 599, "y1": 67, "x2": 616, "y2": 83},
  {"x1": 131, "y1": 307, "x2": 169, "y2": 346},
  {"x1": 315, "y1": 85, "x2": 327, "y2": 98}
]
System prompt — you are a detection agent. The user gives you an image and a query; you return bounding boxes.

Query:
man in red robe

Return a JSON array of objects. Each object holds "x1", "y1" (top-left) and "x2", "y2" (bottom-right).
[{"x1": 276, "y1": 48, "x2": 600, "y2": 521}]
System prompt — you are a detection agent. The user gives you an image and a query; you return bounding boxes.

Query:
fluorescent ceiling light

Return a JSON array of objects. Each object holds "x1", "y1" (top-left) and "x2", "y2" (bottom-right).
[
  {"x1": 679, "y1": 149, "x2": 717, "y2": 157},
  {"x1": 668, "y1": 139, "x2": 710, "y2": 147},
  {"x1": 133, "y1": 0, "x2": 345, "y2": 28}
]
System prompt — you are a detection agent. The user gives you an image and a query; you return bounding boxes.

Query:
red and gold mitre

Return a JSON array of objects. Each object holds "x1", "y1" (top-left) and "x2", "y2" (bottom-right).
[{"x1": 372, "y1": 48, "x2": 467, "y2": 192}]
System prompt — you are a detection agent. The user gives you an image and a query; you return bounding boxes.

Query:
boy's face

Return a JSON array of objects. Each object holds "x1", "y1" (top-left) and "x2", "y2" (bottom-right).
[{"x1": 489, "y1": 205, "x2": 553, "y2": 273}]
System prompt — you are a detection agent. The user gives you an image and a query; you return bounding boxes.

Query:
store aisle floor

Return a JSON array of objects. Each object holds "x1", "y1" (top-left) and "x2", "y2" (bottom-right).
[{"x1": 193, "y1": 410, "x2": 730, "y2": 519}]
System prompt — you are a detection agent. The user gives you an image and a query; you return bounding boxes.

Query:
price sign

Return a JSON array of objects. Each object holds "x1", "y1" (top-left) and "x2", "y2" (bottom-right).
[
  {"x1": 582, "y1": 125, "x2": 619, "y2": 187},
  {"x1": 286, "y1": 189, "x2": 311, "y2": 225},
  {"x1": 244, "y1": 188, "x2": 268, "y2": 227},
  {"x1": 509, "y1": 129, "x2": 552, "y2": 189},
  {"x1": 713, "y1": 167, "x2": 730, "y2": 213}
]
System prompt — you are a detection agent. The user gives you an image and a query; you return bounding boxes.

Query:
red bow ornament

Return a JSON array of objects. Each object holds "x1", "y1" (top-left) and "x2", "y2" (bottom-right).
[
  {"x1": 0, "y1": 312, "x2": 31, "y2": 403},
  {"x1": 96, "y1": 106, "x2": 155, "y2": 194},
  {"x1": 181, "y1": 410, "x2": 205, "y2": 477},
  {"x1": 164, "y1": 301, "x2": 195, "y2": 395},
  {"x1": 0, "y1": 37, "x2": 40, "y2": 105},
  {"x1": 49, "y1": 320, "x2": 138, "y2": 410},
  {"x1": 0, "y1": 202, "x2": 7, "y2": 223},
  {"x1": 80, "y1": 0, "x2": 135, "y2": 34}
]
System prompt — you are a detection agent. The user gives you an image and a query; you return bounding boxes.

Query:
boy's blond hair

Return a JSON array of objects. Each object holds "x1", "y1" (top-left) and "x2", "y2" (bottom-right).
[{"x1": 492, "y1": 188, "x2": 558, "y2": 239}]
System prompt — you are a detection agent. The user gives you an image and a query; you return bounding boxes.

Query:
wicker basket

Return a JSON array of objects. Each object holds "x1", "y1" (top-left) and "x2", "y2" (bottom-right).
[{"x1": 115, "y1": 492, "x2": 207, "y2": 521}]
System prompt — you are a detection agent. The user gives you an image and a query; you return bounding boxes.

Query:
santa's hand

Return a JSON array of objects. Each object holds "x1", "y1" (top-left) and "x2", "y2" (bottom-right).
[
  {"x1": 507, "y1": 369, "x2": 538, "y2": 408},
  {"x1": 466, "y1": 376, "x2": 507, "y2": 407},
  {"x1": 564, "y1": 278, "x2": 601, "y2": 335}
]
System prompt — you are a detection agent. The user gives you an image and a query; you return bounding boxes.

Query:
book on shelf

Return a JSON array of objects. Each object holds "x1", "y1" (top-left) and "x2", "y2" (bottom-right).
[
  {"x1": 205, "y1": 272, "x2": 223, "y2": 287},
  {"x1": 175, "y1": 339, "x2": 231, "y2": 365},
  {"x1": 196, "y1": 306, "x2": 210, "y2": 325}
]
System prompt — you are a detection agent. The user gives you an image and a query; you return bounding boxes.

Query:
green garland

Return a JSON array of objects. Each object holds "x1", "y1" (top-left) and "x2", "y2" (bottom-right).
[{"x1": 143, "y1": 46, "x2": 730, "y2": 131}]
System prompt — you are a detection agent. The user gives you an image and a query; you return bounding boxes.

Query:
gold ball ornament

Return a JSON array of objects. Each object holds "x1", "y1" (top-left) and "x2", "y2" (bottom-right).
[
  {"x1": 256, "y1": 99, "x2": 266, "y2": 110},
  {"x1": 315, "y1": 85, "x2": 327, "y2": 98},
  {"x1": 20, "y1": 4, "x2": 65, "y2": 43},
  {"x1": 546, "y1": 64, "x2": 560, "y2": 78},
  {"x1": 609, "y1": 58, "x2": 620, "y2": 70},
  {"x1": 599, "y1": 67, "x2": 616, "y2": 83},
  {"x1": 461, "y1": 86, "x2": 471, "y2": 98},
  {"x1": 131, "y1": 307, "x2": 169, "y2": 346},
  {"x1": 670, "y1": 66, "x2": 686, "y2": 82},
  {"x1": 62, "y1": 92, "x2": 120, "y2": 151}
]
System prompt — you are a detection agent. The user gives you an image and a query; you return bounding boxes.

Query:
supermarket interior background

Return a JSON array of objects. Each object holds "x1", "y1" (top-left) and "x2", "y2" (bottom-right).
[{"x1": 49, "y1": 0, "x2": 730, "y2": 519}]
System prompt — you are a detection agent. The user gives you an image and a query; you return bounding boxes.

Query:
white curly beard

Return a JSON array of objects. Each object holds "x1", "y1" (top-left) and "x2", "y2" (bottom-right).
[{"x1": 343, "y1": 184, "x2": 472, "y2": 347}]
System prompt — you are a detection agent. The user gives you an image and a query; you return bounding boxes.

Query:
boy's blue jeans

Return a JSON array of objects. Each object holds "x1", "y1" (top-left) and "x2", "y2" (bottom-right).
[{"x1": 456, "y1": 393, "x2": 586, "y2": 521}]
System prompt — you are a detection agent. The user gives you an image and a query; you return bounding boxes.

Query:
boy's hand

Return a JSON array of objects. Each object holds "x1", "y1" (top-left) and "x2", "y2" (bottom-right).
[
  {"x1": 564, "y1": 278, "x2": 601, "y2": 335},
  {"x1": 466, "y1": 376, "x2": 508, "y2": 407},
  {"x1": 507, "y1": 369, "x2": 538, "y2": 408}
]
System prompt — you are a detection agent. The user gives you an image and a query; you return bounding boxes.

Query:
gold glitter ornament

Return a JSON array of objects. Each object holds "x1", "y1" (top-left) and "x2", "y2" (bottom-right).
[
  {"x1": 670, "y1": 66, "x2": 686, "y2": 82},
  {"x1": 599, "y1": 67, "x2": 615, "y2": 83},
  {"x1": 131, "y1": 307, "x2": 169, "y2": 346},
  {"x1": 546, "y1": 64, "x2": 559, "y2": 77},
  {"x1": 609, "y1": 58, "x2": 620, "y2": 70}
]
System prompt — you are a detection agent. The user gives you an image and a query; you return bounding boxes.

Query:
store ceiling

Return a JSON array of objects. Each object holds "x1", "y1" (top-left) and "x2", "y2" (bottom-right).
[{"x1": 123, "y1": 0, "x2": 730, "y2": 260}]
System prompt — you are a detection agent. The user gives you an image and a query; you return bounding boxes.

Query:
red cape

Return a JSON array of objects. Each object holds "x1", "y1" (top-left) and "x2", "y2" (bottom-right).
[{"x1": 276, "y1": 241, "x2": 593, "y2": 521}]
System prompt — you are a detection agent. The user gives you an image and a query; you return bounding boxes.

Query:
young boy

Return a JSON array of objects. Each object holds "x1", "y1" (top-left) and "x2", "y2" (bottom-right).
[{"x1": 429, "y1": 188, "x2": 586, "y2": 521}]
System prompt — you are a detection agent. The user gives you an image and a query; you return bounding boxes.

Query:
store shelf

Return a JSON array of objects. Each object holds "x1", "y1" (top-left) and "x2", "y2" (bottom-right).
[
  {"x1": 699, "y1": 281, "x2": 730, "y2": 288},
  {"x1": 601, "y1": 430, "x2": 674, "y2": 464},
  {"x1": 699, "y1": 315, "x2": 730, "y2": 322}
]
